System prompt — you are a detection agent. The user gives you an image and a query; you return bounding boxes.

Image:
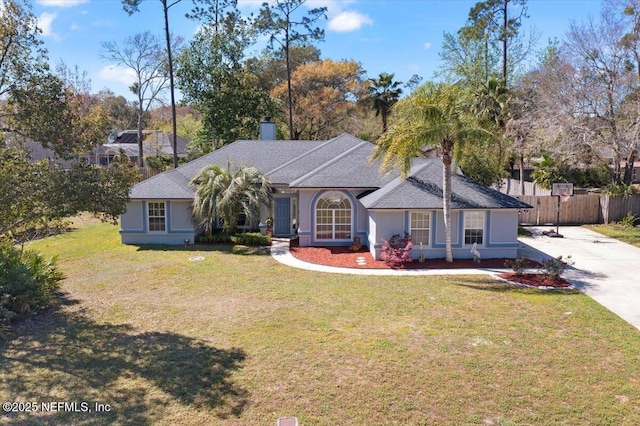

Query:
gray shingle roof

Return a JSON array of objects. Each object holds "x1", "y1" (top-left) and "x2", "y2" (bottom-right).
[
  {"x1": 289, "y1": 135, "x2": 399, "y2": 188},
  {"x1": 129, "y1": 133, "x2": 531, "y2": 210},
  {"x1": 360, "y1": 160, "x2": 532, "y2": 210}
]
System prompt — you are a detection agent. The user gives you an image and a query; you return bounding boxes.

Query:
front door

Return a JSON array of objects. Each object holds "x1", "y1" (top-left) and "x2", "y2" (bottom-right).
[{"x1": 274, "y1": 198, "x2": 291, "y2": 236}]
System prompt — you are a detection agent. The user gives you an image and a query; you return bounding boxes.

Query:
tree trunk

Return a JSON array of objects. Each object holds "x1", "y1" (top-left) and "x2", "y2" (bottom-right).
[
  {"x1": 162, "y1": 0, "x2": 179, "y2": 168},
  {"x1": 623, "y1": 149, "x2": 638, "y2": 185},
  {"x1": 502, "y1": 0, "x2": 508, "y2": 82},
  {"x1": 381, "y1": 109, "x2": 388, "y2": 133},
  {"x1": 519, "y1": 153, "x2": 525, "y2": 195},
  {"x1": 137, "y1": 101, "x2": 144, "y2": 168},
  {"x1": 285, "y1": 28, "x2": 295, "y2": 140},
  {"x1": 441, "y1": 139, "x2": 454, "y2": 263}
]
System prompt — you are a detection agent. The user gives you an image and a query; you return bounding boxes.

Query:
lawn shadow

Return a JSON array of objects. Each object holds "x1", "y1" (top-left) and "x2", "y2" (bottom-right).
[
  {"x1": 1, "y1": 295, "x2": 248, "y2": 425},
  {"x1": 453, "y1": 276, "x2": 582, "y2": 295}
]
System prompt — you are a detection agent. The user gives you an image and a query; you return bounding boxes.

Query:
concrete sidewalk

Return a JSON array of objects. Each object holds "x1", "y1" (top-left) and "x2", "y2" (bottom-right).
[
  {"x1": 270, "y1": 238, "x2": 509, "y2": 276},
  {"x1": 518, "y1": 226, "x2": 640, "y2": 331},
  {"x1": 272, "y1": 228, "x2": 640, "y2": 331}
]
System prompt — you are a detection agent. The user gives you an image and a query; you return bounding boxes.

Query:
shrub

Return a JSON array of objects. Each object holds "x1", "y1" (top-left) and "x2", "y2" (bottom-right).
[
  {"x1": 504, "y1": 256, "x2": 529, "y2": 276},
  {"x1": 540, "y1": 255, "x2": 573, "y2": 280},
  {"x1": 614, "y1": 212, "x2": 638, "y2": 228},
  {"x1": 195, "y1": 232, "x2": 270, "y2": 246},
  {"x1": 0, "y1": 243, "x2": 64, "y2": 334},
  {"x1": 195, "y1": 233, "x2": 232, "y2": 244},
  {"x1": 380, "y1": 234, "x2": 413, "y2": 266},
  {"x1": 231, "y1": 233, "x2": 271, "y2": 246}
]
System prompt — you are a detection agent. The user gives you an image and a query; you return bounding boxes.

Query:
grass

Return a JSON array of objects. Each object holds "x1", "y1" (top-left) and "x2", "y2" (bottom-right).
[
  {"x1": 2, "y1": 219, "x2": 640, "y2": 425},
  {"x1": 585, "y1": 223, "x2": 640, "y2": 248}
]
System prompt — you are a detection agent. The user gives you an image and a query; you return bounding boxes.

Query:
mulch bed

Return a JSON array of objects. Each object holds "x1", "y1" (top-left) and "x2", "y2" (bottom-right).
[
  {"x1": 288, "y1": 242, "x2": 571, "y2": 288},
  {"x1": 289, "y1": 243, "x2": 529, "y2": 270},
  {"x1": 496, "y1": 273, "x2": 572, "y2": 289}
]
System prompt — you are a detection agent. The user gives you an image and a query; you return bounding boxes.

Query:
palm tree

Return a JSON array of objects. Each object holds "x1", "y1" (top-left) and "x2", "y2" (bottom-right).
[
  {"x1": 190, "y1": 163, "x2": 273, "y2": 236},
  {"x1": 368, "y1": 72, "x2": 403, "y2": 134},
  {"x1": 373, "y1": 82, "x2": 492, "y2": 262}
]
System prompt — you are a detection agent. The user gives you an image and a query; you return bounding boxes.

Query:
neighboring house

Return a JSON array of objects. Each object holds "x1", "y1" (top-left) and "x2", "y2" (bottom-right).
[
  {"x1": 95, "y1": 130, "x2": 189, "y2": 166},
  {"x1": 121, "y1": 129, "x2": 531, "y2": 260},
  {"x1": 5, "y1": 137, "x2": 76, "y2": 168},
  {"x1": 621, "y1": 158, "x2": 640, "y2": 183}
]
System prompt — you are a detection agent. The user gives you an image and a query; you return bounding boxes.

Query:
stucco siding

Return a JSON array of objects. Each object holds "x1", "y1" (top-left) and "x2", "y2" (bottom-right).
[
  {"x1": 170, "y1": 201, "x2": 194, "y2": 230},
  {"x1": 489, "y1": 210, "x2": 519, "y2": 245},
  {"x1": 296, "y1": 190, "x2": 315, "y2": 246},
  {"x1": 121, "y1": 201, "x2": 144, "y2": 232},
  {"x1": 121, "y1": 200, "x2": 196, "y2": 245},
  {"x1": 434, "y1": 211, "x2": 460, "y2": 246}
]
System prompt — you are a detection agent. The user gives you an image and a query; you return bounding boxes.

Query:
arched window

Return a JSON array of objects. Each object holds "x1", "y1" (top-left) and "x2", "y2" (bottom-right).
[{"x1": 316, "y1": 191, "x2": 352, "y2": 240}]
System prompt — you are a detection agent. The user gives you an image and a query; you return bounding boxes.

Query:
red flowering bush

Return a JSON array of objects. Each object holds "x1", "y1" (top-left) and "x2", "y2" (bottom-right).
[{"x1": 380, "y1": 234, "x2": 413, "y2": 266}]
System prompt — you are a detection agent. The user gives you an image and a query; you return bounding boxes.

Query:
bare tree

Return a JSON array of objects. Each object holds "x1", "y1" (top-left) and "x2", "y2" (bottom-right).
[
  {"x1": 533, "y1": 7, "x2": 639, "y2": 184},
  {"x1": 101, "y1": 32, "x2": 169, "y2": 168},
  {"x1": 123, "y1": 0, "x2": 183, "y2": 168}
]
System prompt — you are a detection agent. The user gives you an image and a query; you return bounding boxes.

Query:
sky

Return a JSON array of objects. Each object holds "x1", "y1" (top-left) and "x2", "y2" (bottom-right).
[{"x1": 30, "y1": 0, "x2": 606, "y2": 102}]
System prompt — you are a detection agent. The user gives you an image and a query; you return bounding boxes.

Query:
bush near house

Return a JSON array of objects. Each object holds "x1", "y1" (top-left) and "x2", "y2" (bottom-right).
[
  {"x1": 380, "y1": 234, "x2": 413, "y2": 266},
  {"x1": 195, "y1": 231, "x2": 270, "y2": 246},
  {"x1": 0, "y1": 243, "x2": 64, "y2": 335}
]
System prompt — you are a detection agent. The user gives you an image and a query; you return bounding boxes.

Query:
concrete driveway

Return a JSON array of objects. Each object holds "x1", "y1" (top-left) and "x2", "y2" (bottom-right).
[{"x1": 518, "y1": 226, "x2": 640, "y2": 331}]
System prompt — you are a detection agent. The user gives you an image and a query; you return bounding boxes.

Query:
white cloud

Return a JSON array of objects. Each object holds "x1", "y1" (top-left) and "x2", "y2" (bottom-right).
[
  {"x1": 328, "y1": 11, "x2": 372, "y2": 32},
  {"x1": 423, "y1": 42, "x2": 432, "y2": 50},
  {"x1": 38, "y1": 12, "x2": 61, "y2": 40},
  {"x1": 98, "y1": 65, "x2": 137, "y2": 87},
  {"x1": 37, "y1": 0, "x2": 88, "y2": 7}
]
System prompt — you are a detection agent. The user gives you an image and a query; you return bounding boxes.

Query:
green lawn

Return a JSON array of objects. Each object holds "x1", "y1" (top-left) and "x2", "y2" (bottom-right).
[
  {"x1": 586, "y1": 223, "x2": 640, "y2": 248},
  {"x1": 2, "y1": 219, "x2": 640, "y2": 425}
]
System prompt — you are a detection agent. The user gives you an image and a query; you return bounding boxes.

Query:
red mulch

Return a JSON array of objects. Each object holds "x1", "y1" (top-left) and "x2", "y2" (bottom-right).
[
  {"x1": 289, "y1": 243, "x2": 571, "y2": 288},
  {"x1": 496, "y1": 273, "x2": 572, "y2": 289},
  {"x1": 289, "y1": 243, "x2": 527, "y2": 270}
]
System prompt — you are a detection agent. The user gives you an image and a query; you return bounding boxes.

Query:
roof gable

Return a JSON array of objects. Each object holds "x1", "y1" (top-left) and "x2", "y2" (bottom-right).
[{"x1": 361, "y1": 160, "x2": 531, "y2": 210}]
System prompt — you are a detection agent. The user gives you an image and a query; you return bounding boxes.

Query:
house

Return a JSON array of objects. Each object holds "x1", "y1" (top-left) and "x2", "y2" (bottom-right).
[
  {"x1": 120, "y1": 126, "x2": 531, "y2": 260},
  {"x1": 95, "y1": 130, "x2": 190, "y2": 166}
]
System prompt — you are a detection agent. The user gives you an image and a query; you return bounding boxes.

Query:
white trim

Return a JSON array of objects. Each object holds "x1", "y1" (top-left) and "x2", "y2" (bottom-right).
[
  {"x1": 147, "y1": 201, "x2": 167, "y2": 233},
  {"x1": 314, "y1": 191, "x2": 353, "y2": 241}
]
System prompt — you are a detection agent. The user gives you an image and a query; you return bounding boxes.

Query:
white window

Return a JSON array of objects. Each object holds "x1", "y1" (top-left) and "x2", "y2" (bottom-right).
[
  {"x1": 316, "y1": 192, "x2": 352, "y2": 240},
  {"x1": 410, "y1": 211, "x2": 430, "y2": 245},
  {"x1": 464, "y1": 211, "x2": 485, "y2": 245},
  {"x1": 148, "y1": 202, "x2": 166, "y2": 232}
]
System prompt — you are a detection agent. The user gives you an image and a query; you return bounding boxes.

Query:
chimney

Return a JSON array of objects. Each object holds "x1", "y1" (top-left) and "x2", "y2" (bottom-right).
[{"x1": 259, "y1": 116, "x2": 276, "y2": 141}]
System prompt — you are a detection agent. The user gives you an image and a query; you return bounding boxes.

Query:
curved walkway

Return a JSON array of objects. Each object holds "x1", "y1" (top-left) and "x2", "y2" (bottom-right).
[
  {"x1": 270, "y1": 238, "x2": 510, "y2": 276},
  {"x1": 271, "y1": 229, "x2": 640, "y2": 331}
]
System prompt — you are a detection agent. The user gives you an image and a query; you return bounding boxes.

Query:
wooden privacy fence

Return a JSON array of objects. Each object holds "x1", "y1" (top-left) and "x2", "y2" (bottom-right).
[
  {"x1": 514, "y1": 194, "x2": 640, "y2": 225},
  {"x1": 600, "y1": 194, "x2": 640, "y2": 223}
]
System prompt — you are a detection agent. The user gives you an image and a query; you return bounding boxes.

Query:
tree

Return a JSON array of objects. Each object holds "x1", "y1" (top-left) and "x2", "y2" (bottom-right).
[
  {"x1": 1, "y1": 0, "x2": 77, "y2": 158},
  {"x1": 532, "y1": 6, "x2": 639, "y2": 185},
  {"x1": 122, "y1": 0, "x2": 183, "y2": 169},
  {"x1": 439, "y1": 0, "x2": 537, "y2": 86},
  {"x1": 176, "y1": 14, "x2": 272, "y2": 151},
  {"x1": 256, "y1": 0, "x2": 327, "y2": 139},
  {"x1": 186, "y1": 0, "x2": 238, "y2": 32},
  {"x1": 190, "y1": 163, "x2": 272, "y2": 236},
  {"x1": 101, "y1": 31, "x2": 172, "y2": 168},
  {"x1": 0, "y1": 145, "x2": 139, "y2": 239},
  {"x1": 270, "y1": 59, "x2": 366, "y2": 140},
  {"x1": 458, "y1": 77, "x2": 511, "y2": 185},
  {"x1": 97, "y1": 89, "x2": 139, "y2": 132},
  {"x1": 373, "y1": 83, "x2": 491, "y2": 262},
  {"x1": 247, "y1": 44, "x2": 321, "y2": 94},
  {"x1": 367, "y1": 72, "x2": 403, "y2": 134}
]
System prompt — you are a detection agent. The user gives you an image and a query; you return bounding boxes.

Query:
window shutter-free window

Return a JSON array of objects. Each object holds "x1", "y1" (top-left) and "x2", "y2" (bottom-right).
[{"x1": 148, "y1": 202, "x2": 166, "y2": 232}]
